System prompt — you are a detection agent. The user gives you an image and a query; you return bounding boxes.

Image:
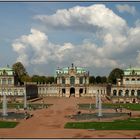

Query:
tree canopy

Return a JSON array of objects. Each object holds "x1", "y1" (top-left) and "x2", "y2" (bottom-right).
[
  {"x1": 12, "y1": 62, "x2": 28, "y2": 84},
  {"x1": 31, "y1": 75, "x2": 55, "y2": 84},
  {"x1": 89, "y1": 76, "x2": 96, "y2": 84},
  {"x1": 89, "y1": 76, "x2": 107, "y2": 84},
  {"x1": 11, "y1": 62, "x2": 122, "y2": 85},
  {"x1": 108, "y1": 68, "x2": 124, "y2": 84}
]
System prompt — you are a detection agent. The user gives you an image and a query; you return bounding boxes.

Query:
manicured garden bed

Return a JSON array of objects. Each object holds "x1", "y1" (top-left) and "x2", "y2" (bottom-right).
[
  {"x1": 0, "y1": 121, "x2": 19, "y2": 128},
  {"x1": 78, "y1": 103, "x2": 140, "y2": 111},
  {"x1": 65, "y1": 118, "x2": 140, "y2": 130}
]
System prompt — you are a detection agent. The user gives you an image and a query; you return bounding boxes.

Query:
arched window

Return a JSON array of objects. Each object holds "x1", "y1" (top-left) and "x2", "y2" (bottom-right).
[
  {"x1": 70, "y1": 76, "x2": 75, "y2": 85},
  {"x1": 62, "y1": 77, "x2": 65, "y2": 84},
  {"x1": 79, "y1": 77, "x2": 83, "y2": 84},
  {"x1": 131, "y1": 90, "x2": 135, "y2": 96},
  {"x1": 132, "y1": 78, "x2": 135, "y2": 81},
  {"x1": 118, "y1": 90, "x2": 123, "y2": 96},
  {"x1": 8, "y1": 78, "x2": 12, "y2": 84},
  {"x1": 62, "y1": 88, "x2": 65, "y2": 94},
  {"x1": 125, "y1": 90, "x2": 129, "y2": 96},
  {"x1": 138, "y1": 78, "x2": 140, "y2": 81},
  {"x1": 2, "y1": 78, "x2": 6, "y2": 84},
  {"x1": 137, "y1": 90, "x2": 140, "y2": 96},
  {"x1": 126, "y1": 78, "x2": 129, "y2": 81},
  {"x1": 113, "y1": 90, "x2": 117, "y2": 96}
]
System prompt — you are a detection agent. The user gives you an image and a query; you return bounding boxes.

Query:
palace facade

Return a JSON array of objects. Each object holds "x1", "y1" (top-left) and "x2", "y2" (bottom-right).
[
  {"x1": 38, "y1": 64, "x2": 107, "y2": 98},
  {"x1": 111, "y1": 67, "x2": 140, "y2": 103},
  {"x1": 0, "y1": 67, "x2": 38, "y2": 102},
  {"x1": 1, "y1": 64, "x2": 140, "y2": 103}
]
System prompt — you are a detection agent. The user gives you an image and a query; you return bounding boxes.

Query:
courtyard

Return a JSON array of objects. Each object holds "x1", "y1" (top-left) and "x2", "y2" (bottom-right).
[{"x1": 0, "y1": 97, "x2": 140, "y2": 138}]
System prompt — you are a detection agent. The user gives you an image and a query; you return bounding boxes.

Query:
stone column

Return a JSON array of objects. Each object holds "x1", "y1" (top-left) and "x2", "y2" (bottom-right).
[
  {"x1": 83, "y1": 77, "x2": 85, "y2": 84},
  {"x1": 57, "y1": 77, "x2": 59, "y2": 84},
  {"x1": 59, "y1": 88, "x2": 62, "y2": 97},
  {"x1": 134, "y1": 90, "x2": 137, "y2": 96},
  {"x1": 65, "y1": 88, "x2": 70, "y2": 97},
  {"x1": 123, "y1": 89, "x2": 125, "y2": 97},
  {"x1": 76, "y1": 77, "x2": 79, "y2": 84},
  {"x1": 66, "y1": 77, "x2": 68, "y2": 84},
  {"x1": 75, "y1": 88, "x2": 79, "y2": 97},
  {"x1": 135, "y1": 89, "x2": 137, "y2": 96},
  {"x1": 86, "y1": 77, "x2": 89, "y2": 84},
  {"x1": 129, "y1": 89, "x2": 131, "y2": 97}
]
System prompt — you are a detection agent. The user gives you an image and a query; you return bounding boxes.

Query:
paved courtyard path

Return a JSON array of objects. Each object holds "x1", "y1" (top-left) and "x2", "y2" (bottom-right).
[{"x1": 0, "y1": 97, "x2": 140, "y2": 138}]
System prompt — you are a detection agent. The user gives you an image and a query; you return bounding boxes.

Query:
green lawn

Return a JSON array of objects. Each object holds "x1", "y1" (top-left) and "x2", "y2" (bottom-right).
[
  {"x1": 0, "y1": 121, "x2": 19, "y2": 128},
  {"x1": 103, "y1": 103, "x2": 140, "y2": 111},
  {"x1": 78, "y1": 103, "x2": 140, "y2": 111},
  {"x1": 65, "y1": 118, "x2": 140, "y2": 130}
]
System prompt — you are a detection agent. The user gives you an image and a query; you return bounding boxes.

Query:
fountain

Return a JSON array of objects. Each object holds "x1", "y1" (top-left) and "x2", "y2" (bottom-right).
[
  {"x1": 98, "y1": 93, "x2": 102, "y2": 117},
  {"x1": 0, "y1": 90, "x2": 30, "y2": 120},
  {"x1": 66, "y1": 91, "x2": 128, "y2": 121},
  {"x1": 2, "y1": 92, "x2": 8, "y2": 116},
  {"x1": 24, "y1": 92, "x2": 27, "y2": 109},
  {"x1": 95, "y1": 92, "x2": 99, "y2": 109}
]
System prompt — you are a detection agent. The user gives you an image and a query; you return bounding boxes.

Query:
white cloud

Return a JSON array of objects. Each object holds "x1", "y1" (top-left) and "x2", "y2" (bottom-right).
[
  {"x1": 116, "y1": 4, "x2": 137, "y2": 15},
  {"x1": 34, "y1": 4, "x2": 127, "y2": 31},
  {"x1": 12, "y1": 28, "x2": 75, "y2": 66},
  {"x1": 12, "y1": 4, "x2": 140, "y2": 75}
]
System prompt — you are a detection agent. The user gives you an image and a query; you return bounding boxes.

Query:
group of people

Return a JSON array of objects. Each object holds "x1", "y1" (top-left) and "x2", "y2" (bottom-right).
[
  {"x1": 114, "y1": 106, "x2": 132, "y2": 117},
  {"x1": 115, "y1": 107, "x2": 122, "y2": 113}
]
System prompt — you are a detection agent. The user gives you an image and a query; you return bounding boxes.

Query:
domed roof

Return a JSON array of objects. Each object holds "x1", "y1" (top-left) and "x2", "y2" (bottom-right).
[
  {"x1": 56, "y1": 65, "x2": 87, "y2": 74},
  {"x1": 0, "y1": 67, "x2": 13, "y2": 71},
  {"x1": 124, "y1": 67, "x2": 140, "y2": 75},
  {"x1": 0, "y1": 66, "x2": 14, "y2": 76}
]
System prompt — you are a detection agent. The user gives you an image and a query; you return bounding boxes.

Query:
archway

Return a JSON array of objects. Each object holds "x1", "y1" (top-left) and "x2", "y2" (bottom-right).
[
  {"x1": 133, "y1": 98, "x2": 136, "y2": 103},
  {"x1": 70, "y1": 87, "x2": 75, "y2": 97},
  {"x1": 79, "y1": 88, "x2": 83, "y2": 96},
  {"x1": 113, "y1": 90, "x2": 117, "y2": 96},
  {"x1": 62, "y1": 88, "x2": 65, "y2": 97}
]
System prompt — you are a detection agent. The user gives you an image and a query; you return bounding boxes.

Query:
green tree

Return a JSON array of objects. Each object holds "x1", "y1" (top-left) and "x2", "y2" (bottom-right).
[
  {"x1": 108, "y1": 68, "x2": 124, "y2": 84},
  {"x1": 21, "y1": 75, "x2": 32, "y2": 82},
  {"x1": 46, "y1": 76, "x2": 55, "y2": 84},
  {"x1": 101, "y1": 76, "x2": 107, "y2": 83},
  {"x1": 12, "y1": 62, "x2": 28, "y2": 84},
  {"x1": 31, "y1": 75, "x2": 40, "y2": 83},
  {"x1": 89, "y1": 76, "x2": 96, "y2": 84},
  {"x1": 31, "y1": 75, "x2": 55, "y2": 84},
  {"x1": 96, "y1": 76, "x2": 102, "y2": 84}
]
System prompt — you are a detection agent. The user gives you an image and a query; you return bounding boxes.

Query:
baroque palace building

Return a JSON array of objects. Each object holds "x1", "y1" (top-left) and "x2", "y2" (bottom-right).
[
  {"x1": 0, "y1": 66, "x2": 38, "y2": 102},
  {"x1": 38, "y1": 64, "x2": 107, "y2": 98},
  {"x1": 111, "y1": 67, "x2": 140, "y2": 103},
  {"x1": 1, "y1": 64, "x2": 140, "y2": 103}
]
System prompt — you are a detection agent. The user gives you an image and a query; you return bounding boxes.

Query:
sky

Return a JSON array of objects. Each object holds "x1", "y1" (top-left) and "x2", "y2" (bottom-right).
[{"x1": 0, "y1": 1, "x2": 140, "y2": 76}]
